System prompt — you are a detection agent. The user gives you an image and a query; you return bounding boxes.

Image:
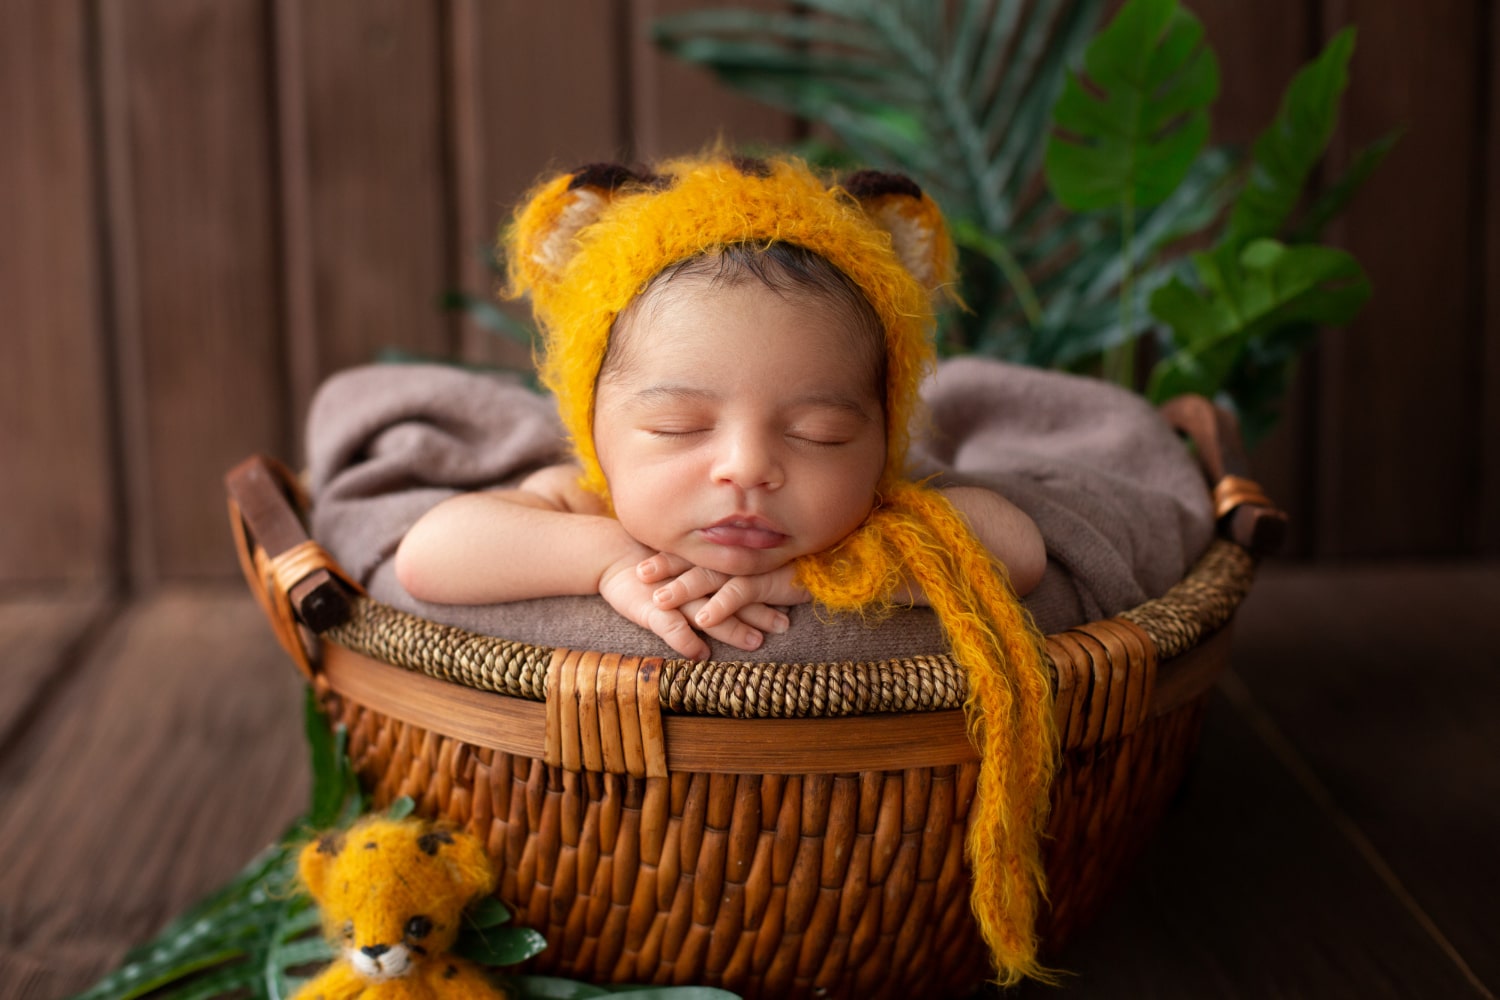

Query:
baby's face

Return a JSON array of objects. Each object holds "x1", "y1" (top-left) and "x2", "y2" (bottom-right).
[{"x1": 593, "y1": 278, "x2": 886, "y2": 577}]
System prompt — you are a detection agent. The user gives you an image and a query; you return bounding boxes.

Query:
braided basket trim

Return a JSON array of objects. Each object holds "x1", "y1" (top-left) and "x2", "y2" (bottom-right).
[
  {"x1": 1119, "y1": 539, "x2": 1254, "y2": 659},
  {"x1": 324, "y1": 538, "x2": 1254, "y2": 719}
]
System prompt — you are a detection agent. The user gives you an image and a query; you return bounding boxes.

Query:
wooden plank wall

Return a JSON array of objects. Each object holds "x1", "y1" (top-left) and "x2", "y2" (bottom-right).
[{"x1": 2, "y1": 0, "x2": 1495, "y2": 590}]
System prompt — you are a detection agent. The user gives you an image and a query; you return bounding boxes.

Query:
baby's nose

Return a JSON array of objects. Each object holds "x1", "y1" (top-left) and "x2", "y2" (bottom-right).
[{"x1": 712, "y1": 433, "x2": 783, "y2": 489}]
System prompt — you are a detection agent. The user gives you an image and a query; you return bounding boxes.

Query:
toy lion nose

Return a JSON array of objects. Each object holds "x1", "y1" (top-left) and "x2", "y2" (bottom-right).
[{"x1": 360, "y1": 944, "x2": 389, "y2": 958}]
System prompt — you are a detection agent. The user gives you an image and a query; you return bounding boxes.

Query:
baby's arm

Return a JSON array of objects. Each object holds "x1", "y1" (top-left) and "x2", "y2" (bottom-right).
[
  {"x1": 395, "y1": 464, "x2": 643, "y2": 604},
  {"x1": 940, "y1": 485, "x2": 1046, "y2": 596},
  {"x1": 394, "y1": 464, "x2": 782, "y2": 660}
]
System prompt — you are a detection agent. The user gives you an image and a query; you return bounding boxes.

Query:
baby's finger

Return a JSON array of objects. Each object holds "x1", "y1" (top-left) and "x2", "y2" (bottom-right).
[
  {"x1": 682, "y1": 599, "x2": 765, "y2": 653},
  {"x1": 691, "y1": 575, "x2": 778, "y2": 625},
  {"x1": 637, "y1": 551, "x2": 694, "y2": 584},
  {"x1": 646, "y1": 607, "x2": 709, "y2": 661},
  {"x1": 716, "y1": 602, "x2": 789, "y2": 637},
  {"x1": 652, "y1": 565, "x2": 729, "y2": 609}
]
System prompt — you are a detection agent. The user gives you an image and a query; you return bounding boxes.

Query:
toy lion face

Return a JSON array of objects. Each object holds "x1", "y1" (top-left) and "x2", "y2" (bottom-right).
[{"x1": 298, "y1": 817, "x2": 495, "y2": 982}]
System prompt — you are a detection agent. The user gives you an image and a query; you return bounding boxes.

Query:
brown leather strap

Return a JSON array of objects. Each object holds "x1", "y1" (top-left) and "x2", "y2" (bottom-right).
[
  {"x1": 1213, "y1": 474, "x2": 1274, "y2": 520},
  {"x1": 1158, "y1": 395, "x2": 1288, "y2": 555},
  {"x1": 225, "y1": 455, "x2": 355, "y2": 634}
]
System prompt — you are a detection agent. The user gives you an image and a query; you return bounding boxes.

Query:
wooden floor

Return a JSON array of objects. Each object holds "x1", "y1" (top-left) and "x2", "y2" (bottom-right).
[{"x1": 2, "y1": 563, "x2": 1496, "y2": 1000}]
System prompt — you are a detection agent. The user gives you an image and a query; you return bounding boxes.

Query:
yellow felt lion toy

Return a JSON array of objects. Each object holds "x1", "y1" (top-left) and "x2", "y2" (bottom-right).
[{"x1": 293, "y1": 815, "x2": 508, "y2": 1000}]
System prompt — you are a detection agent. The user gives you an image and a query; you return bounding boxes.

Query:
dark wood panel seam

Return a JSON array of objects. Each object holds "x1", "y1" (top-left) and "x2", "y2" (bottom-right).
[
  {"x1": 616, "y1": 0, "x2": 637, "y2": 158},
  {"x1": 436, "y1": 0, "x2": 465, "y2": 363},
  {"x1": 1296, "y1": 0, "x2": 1327, "y2": 561},
  {"x1": 83, "y1": 0, "x2": 129, "y2": 588},
  {"x1": 1474, "y1": 0, "x2": 1498, "y2": 554},
  {"x1": 1217, "y1": 669, "x2": 1498, "y2": 1000},
  {"x1": 95, "y1": 0, "x2": 157, "y2": 583},
  {"x1": 0, "y1": 596, "x2": 125, "y2": 784},
  {"x1": 256, "y1": 0, "x2": 296, "y2": 466},
  {"x1": 1305, "y1": 0, "x2": 1325, "y2": 62},
  {"x1": 445, "y1": 0, "x2": 481, "y2": 363},
  {"x1": 1462, "y1": 0, "x2": 1494, "y2": 554},
  {"x1": 270, "y1": 0, "x2": 318, "y2": 464}
]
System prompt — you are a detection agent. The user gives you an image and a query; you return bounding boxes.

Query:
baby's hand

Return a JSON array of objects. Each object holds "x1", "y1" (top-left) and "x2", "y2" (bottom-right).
[
  {"x1": 639, "y1": 554, "x2": 810, "y2": 634},
  {"x1": 599, "y1": 551, "x2": 781, "y2": 660}
]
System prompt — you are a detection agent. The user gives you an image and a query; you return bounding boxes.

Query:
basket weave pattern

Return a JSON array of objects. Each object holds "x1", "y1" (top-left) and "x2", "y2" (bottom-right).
[
  {"x1": 316, "y1": 540, "x2": 1252, "y2": 997},
  {"x1": 330, "y1": 691, "x2": 1205, "y2": 996}
]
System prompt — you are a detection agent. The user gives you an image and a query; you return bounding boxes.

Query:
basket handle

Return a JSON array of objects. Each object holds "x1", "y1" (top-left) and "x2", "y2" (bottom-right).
[
  {"x1": 1159, "y1": 395, "x2": 1288, "y2": 556},
  {"x1": 226, "y1": 455, "x2": 355, "y2": 679}
]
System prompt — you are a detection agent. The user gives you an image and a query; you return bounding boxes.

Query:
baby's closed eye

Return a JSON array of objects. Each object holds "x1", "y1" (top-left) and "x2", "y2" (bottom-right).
[{"x1": 786, "y1": 415, "x2": 867, "y2": 446}]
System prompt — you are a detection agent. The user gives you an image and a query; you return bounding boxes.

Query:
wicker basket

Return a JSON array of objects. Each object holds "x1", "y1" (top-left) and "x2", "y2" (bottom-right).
[{"x1": 227, "y1": 394, "x2": 1282, "y2": 999}]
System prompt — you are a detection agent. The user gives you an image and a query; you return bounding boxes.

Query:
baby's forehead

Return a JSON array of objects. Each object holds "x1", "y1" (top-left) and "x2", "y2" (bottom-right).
[{"x1": 609, "y1": 269, "x2": 885, "y2": 388}]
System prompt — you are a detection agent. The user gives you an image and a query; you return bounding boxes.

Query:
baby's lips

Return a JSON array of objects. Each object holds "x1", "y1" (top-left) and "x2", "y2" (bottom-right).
[{"x1": 701, "y1": 517, "x2": 787, "y2": 549}]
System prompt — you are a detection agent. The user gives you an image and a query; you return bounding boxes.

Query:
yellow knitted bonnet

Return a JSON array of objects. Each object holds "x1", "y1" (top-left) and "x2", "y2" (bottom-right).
[{"x1": 504, "y1": 152, "x2": 1056, "y2": 985}]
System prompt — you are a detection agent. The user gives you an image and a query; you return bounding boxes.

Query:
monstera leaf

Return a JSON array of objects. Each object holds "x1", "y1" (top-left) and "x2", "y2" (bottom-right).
[
  {"x1": 1044, "y1": 0, "x2": 1219, "y2": 214},
  {"x1": 1147, "y1": 239, "x2": 1370, "y2": 403},
  {"x1": 1040, "y1": 0, "x2": 1219, "y2": 383}
]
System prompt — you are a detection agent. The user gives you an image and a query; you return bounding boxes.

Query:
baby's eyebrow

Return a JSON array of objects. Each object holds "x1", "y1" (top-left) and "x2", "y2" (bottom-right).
[
  {"x1": 788, "y1": 394, "x2": 879, "y2": 419},
  {"x1": 630, "y1": 384, "x2": 876, "y2": 418},
  {"x1": 631, "y1": 385, "x2": 719, "y2": 404}
]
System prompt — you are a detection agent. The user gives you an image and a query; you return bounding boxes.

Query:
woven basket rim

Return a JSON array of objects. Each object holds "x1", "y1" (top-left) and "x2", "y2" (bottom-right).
[{"x1": 323, "y1": 538, "x2": 1254, "y2": 720}]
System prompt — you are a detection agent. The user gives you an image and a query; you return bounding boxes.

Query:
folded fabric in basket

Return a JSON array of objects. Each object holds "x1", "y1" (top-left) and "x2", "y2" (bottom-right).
[{"x1": 306, "y1": 357, "x2": 1214, "y2": 660}]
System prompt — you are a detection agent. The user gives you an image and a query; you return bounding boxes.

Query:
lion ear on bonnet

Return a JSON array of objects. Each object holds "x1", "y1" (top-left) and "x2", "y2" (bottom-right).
[
  {"x1": 839, "y1": 168, "x2": 957, "y2": 299},
  {"x1": 506, "y1": 162, "x2": 655, "y2": 294},
  {"x1": 505, "y1": 158, "x2": 956, "y2": 301}
]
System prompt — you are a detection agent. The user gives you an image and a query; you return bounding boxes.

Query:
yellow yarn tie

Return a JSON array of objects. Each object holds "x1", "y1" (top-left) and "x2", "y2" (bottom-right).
[{"x1": 795, "y1": 482, "x2": 1058, "y2": 986}]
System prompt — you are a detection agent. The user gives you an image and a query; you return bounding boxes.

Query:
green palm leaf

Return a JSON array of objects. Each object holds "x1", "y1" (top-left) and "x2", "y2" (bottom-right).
[
  {"x1": 1226, "y1": 27, "x2": 1355, "y2": 245},
  {"x1": 1290, "y1": 129, "x2": 1398, "y2": 243}
]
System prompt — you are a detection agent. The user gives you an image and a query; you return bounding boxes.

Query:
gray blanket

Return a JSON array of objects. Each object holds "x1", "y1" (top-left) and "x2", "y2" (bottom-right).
[{"x1": 307, "y1": 358, "x2": 1213, "y2": 660}]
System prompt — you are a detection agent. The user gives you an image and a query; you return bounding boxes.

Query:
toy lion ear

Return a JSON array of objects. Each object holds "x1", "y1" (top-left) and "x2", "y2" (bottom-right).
[
  {"x1": 507, "y1": 162, "x2": 653, "y2": 293},
  {"x1": 440, "y1": 827, "x2": 497, "y2": 899},
  {"x1": 842, "y1": 170, "x2": 956, "y2": 296},
  {"x1": 298, "y1": 830, "x2": 345, "y2": 901}
]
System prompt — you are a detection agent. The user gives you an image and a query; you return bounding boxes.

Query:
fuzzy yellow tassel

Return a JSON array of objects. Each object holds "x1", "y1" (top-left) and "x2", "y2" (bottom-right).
[{"x1": 796, "y1": 482, "x2": 1058, "y2": 986}]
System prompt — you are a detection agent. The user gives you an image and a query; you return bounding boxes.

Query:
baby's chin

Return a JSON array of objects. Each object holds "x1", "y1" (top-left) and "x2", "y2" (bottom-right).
[{"x1": 677, "y1": 542, "x2": 799, "y2": 578}]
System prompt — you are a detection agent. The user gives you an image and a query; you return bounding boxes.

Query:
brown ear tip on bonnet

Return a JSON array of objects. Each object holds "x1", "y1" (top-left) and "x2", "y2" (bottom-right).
[{"x1": 506, "y1": 153, "x2": 955, "y2": 298}]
